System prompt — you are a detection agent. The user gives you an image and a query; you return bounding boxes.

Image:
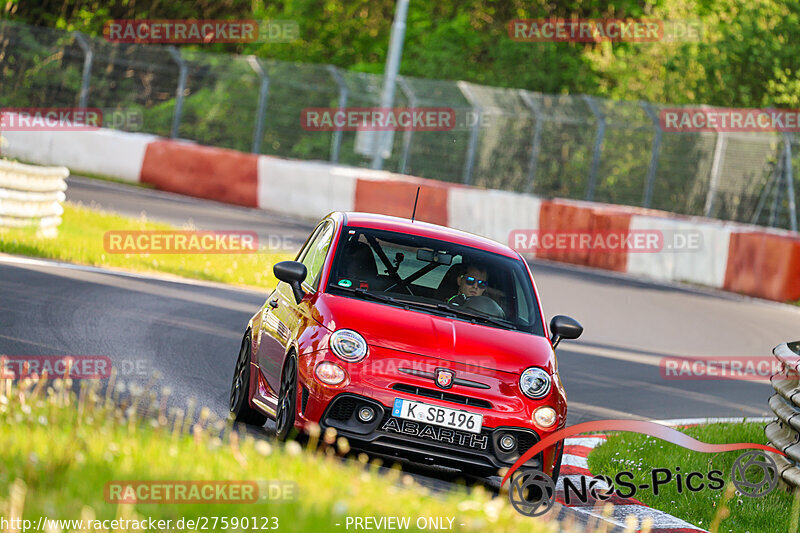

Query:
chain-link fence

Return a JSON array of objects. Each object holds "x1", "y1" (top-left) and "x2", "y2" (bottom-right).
[{"x1": 1, "y1": 19, "x2": 798, "y2": 231}]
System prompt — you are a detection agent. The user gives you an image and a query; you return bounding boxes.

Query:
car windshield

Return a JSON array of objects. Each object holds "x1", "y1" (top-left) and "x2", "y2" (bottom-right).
[{"x1": 325, "y1": 226, "x2": 545, "y2": 336}]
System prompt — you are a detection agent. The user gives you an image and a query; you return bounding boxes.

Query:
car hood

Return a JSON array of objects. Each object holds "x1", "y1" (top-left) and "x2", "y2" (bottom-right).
[{"x1": 314, "y1": 293, "x2": 555, "y2": 375}]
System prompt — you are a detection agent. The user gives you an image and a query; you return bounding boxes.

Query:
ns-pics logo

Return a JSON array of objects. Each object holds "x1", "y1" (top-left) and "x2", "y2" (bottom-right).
[{"x1": 504, "y1": 420, "x2": 783, "y2": 517}]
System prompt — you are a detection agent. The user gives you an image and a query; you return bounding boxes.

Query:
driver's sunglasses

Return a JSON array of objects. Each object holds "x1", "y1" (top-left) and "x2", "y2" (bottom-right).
[{"x1": 463, "y1": 275, "x2": 487, "y2": 289}]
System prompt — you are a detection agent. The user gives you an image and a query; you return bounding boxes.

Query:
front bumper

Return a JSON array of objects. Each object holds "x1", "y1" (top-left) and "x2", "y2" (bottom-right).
[
  {"x1": 292, "y1": 346, "x2": 566, "y2": 476},
  {"x1": 318, "y1": 393, "x2": 545, "y2": 475}
]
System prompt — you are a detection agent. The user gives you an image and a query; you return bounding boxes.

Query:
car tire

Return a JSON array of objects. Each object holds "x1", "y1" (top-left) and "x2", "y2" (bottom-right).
[
  {"x1": 230, "y1": 333, "x2": 268, "y2": 426},
  {"x1": 275, "y1": 355, "x2": 298, "y2": 441}
]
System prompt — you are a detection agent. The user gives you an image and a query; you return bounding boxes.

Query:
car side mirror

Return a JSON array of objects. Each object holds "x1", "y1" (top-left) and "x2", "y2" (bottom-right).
[
  {"x1": 550, "y1": 315, "x2": 583, "y2": 349},
  {"x1": 274, "y1": 261, "x2": 307, "y2": 304}
]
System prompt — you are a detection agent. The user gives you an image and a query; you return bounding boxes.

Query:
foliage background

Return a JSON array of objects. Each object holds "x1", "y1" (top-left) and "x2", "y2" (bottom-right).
[{"x1": 5, "y1": 0, "x2": 800, "y2": 108}]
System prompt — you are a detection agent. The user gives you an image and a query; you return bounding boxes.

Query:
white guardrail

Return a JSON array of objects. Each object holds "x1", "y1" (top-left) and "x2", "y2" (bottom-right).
[
  {"x1": 0, "y1": 159, "x2": 69, "y2": 233},
  {"x1": 766, "y1": 341, "x2": 800, "y2": 491}
]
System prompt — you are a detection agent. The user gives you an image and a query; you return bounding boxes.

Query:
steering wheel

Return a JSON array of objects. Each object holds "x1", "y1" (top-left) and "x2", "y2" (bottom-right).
[{"x1": 462, "y1": 295, "x2": 506, "y2": 319}]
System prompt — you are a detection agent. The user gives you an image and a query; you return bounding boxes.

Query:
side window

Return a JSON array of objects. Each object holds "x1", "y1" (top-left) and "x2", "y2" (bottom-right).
[
  {"x1": 296, "y1": 222, "x2": 325, "y2": 262},
  {"x1": 300, "y1": 222, "x2": 334, "y2": 289}
]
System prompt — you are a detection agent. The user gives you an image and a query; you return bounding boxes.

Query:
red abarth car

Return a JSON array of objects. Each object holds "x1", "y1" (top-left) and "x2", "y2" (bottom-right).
[{"x1": 230, "y1": 212, "x2": 582, "y2": 480}]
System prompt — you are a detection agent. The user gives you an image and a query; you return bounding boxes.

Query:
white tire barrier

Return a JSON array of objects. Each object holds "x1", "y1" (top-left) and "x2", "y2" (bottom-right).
[
  {"x1": 766, "y1": 342, "x2": 800, "y2": 491},
  {"x1": 0, "y1": 159, "x2": 69, "y2": 230}
]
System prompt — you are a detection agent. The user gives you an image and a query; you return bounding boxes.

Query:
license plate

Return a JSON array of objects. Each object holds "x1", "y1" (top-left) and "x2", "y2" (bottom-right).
[{"x1": 392, "y1": 398, "x2": 483, "y2": 434}]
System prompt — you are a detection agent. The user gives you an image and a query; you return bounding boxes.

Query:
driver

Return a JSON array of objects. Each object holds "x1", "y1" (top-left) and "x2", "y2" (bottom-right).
[{"x1": 448, "y1": 264, "x2": 488, "y2": 306}]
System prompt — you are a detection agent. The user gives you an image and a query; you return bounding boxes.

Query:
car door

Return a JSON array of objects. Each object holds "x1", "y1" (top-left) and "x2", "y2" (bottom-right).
[{"x1": 257, "y1": 221, "x2": 335, "y2": 397}]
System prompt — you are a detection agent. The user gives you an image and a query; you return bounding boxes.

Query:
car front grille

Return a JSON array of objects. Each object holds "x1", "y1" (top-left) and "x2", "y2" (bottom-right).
[
  {"x1": 391, "y1": 383, "x2": 493, "y2": 409},
  {"x1": 516, "y1": 431, "x2": 538, "y2": 455},
  {"x1": 328, "y1": 396, "x2": 357, "y2": 421}
]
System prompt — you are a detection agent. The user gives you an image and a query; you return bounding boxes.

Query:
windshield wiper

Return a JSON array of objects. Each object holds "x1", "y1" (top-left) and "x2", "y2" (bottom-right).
[
  {"x1": 372, "y1": 298, "x2": 516, "y2": 330},
  {"x1": 331, "y1": 287, "x2": 516, "y2": 330},
  {"x1": 334, "y1": 288, "x2": 447, "y2": 316},
  {"x1": 333, "y1": 286, "x2": 397, "y2": 304},
  {"x1": 435, "y1": 303, "x2": 517, "y2": 330}
]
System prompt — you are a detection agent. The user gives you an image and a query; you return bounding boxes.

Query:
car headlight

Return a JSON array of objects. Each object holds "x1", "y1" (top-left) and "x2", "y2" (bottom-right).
[
  {"x1": 315, "y1": 362, "x2": 347, "y2": 385},
  {"x1": 533, "y1": 406, "x2": 558, "y2": 428},
  {"x1": 329, "y1": 329, "x2": 368, "y2": 362},
  {"x1": 519, "y1": 367, "x2": 551, "y2": 399}
]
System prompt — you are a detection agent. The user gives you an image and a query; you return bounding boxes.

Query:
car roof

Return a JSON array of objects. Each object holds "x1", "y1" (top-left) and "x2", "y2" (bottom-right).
[{"x1": 333, "y1": 212, "x2": 519, "y2": 259}]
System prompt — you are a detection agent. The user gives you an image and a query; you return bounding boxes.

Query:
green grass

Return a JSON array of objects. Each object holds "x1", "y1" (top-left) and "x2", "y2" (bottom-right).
[
  {"x1": 0, "y1": 202, "x2": 294, "y2": 290},
  {"x1": 0, "y1": 379, "x2": 558, "y2": 533},
  {"x1": 587, "y1": 423, "x2": 800, "y2": 533}
]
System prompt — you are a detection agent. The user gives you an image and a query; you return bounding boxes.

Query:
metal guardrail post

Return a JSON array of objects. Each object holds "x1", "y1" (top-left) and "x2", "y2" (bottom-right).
[
  {"x1": 397, "y1": 76, "x2": 415, "y2": 175},
  {"x1": 247, "y1": 56, "x2": 270, "y2": 154},
  {"x1": 519, "y1": 90, "x2": 543, "y2": 194},
  {"x1": 766, "y1": 342, "x2": 800, "y2": 491},
  {"x1": 457, "y1": 81, "x2": 482, "y2": 185},
  {"x1": 73, "y1": 32, "x2": 93, "y2": 110},
  {"x1": 704, "y1": 120, "x2": 726, "y2": 217},
  {"x1": 167, "y1": 46, "x2": 188, "y2": 139},
  {"x1": 770, "y1": 164, "x2": 784, "y2": 228},
  {"x1": 370, "y1": 0, "x2": 409, "y2": 171},
  {"x1": 640, "y1": 102, "x2": 663, "y2": 208},
  {"x1": 327, "y1": 65, "x2": 348, "y2": 164},
  {"x1": 752, "y1": 155, "x2": 782, "y2": 225},
  {"x1": 783, "y1": 133, "x2": 798, "y2": 232},
  {"x1": 583, "y1": 95, "x2": 605, "y2": 201}
]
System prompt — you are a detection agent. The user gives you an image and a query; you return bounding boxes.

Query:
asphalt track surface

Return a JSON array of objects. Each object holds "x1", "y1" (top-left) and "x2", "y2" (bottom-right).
[{"x1": 3, "y1": 176, "x2": 800, "y2": 527}]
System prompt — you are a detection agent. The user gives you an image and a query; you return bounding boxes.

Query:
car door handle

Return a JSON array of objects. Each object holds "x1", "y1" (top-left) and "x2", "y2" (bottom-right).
[{"x1": 269, "y1": 298, "x2": 279, "y2": 309}]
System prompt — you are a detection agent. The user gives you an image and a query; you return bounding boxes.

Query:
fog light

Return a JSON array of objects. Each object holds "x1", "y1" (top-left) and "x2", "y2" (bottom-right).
[
  {"x1": 533, "y1": 406, "x2": 557, "y2": 428},
  {"x1": 499, "y1": 434, "x2": 516, "y2": 451},
  {"x1": 315, "y1": 362, "x2": 346, "y2": 385},
  {"x1": 357, "y1": 406, "x2": 375, "y2": 422}
]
